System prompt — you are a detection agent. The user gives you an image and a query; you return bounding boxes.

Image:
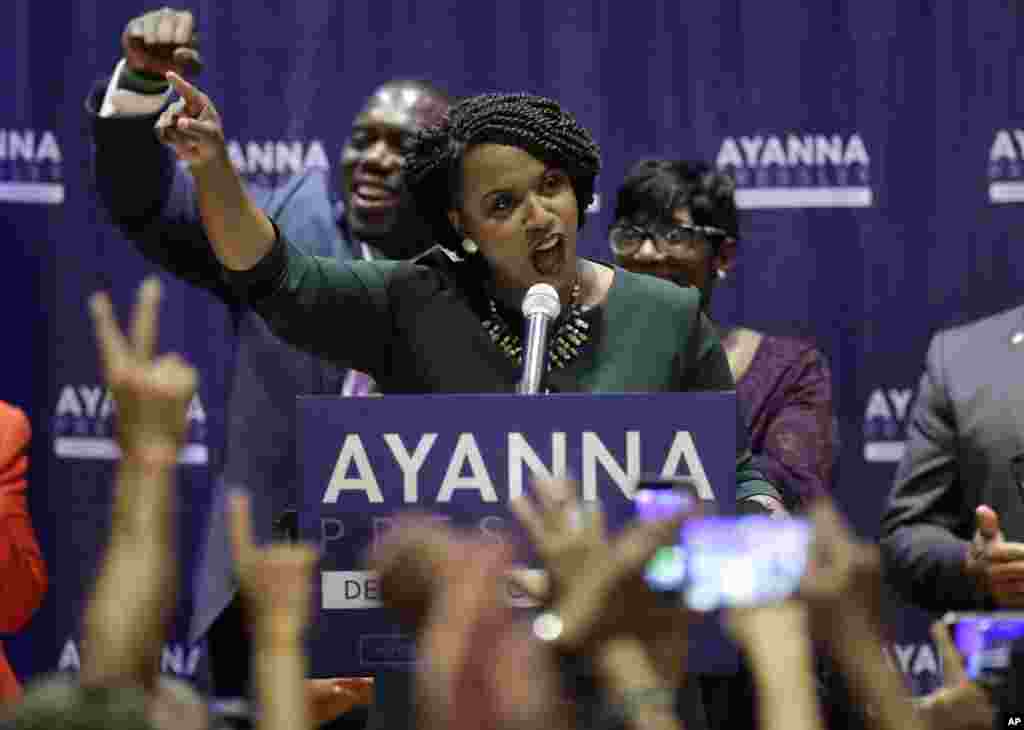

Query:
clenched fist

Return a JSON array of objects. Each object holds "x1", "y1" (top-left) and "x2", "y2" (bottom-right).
[{"x1": 122, "y1": 7, "x2": 203, "y2": 77}]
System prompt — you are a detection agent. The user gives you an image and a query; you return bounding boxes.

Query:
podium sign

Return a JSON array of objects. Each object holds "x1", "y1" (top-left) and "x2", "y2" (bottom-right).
[{"x1": 299, "y1": 392, "x2": 739, "y2": 676}]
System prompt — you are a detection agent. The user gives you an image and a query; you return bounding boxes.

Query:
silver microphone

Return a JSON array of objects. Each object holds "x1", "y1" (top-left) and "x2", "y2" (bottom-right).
[{"x1": 518, "y1": 283, "x2": 561, "y2": 394}]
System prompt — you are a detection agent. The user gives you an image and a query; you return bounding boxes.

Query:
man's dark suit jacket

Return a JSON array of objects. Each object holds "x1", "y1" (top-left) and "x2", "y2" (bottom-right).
[{"x1": 881, "y1": 304, "x2": 1024, "y2": 611}]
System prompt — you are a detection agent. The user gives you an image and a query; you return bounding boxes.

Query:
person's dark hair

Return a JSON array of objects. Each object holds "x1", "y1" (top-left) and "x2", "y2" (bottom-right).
[
  {"x1": 404, "y1": 93, "x2": 601, "y2": 252},
  {"x1": 612, "y1": 159, "x2": 738, "y2": 242}
]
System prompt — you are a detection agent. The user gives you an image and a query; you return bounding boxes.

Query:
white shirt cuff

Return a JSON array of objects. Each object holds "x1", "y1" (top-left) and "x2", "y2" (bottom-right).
[{"x1": 98, "y1": 58, "x2": 172, "y2": 118}]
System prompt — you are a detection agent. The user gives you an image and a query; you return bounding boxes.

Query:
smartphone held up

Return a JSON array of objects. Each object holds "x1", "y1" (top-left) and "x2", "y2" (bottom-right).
[
  {"x1": 633, "y1": 475, "x2": 811, "y2": 611},
  {"x1": 944, "y1": 612, "x2": 1024, "y2": 679}
]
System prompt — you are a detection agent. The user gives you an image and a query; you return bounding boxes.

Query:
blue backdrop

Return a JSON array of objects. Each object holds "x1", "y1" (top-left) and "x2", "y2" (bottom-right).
[{"x1": 3, "y1": 0, "x2": 1022, "y2": 696}]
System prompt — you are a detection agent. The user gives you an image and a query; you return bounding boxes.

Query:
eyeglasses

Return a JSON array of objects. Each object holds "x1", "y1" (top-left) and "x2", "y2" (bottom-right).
[{"x1": 608, "y1": 220, "x2": 728, "y2": 256}]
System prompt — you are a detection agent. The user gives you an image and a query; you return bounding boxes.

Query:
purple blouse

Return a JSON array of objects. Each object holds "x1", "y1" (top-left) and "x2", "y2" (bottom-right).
[{"x1": 735, "y1": 334, "x2": 835, "y2": 508}]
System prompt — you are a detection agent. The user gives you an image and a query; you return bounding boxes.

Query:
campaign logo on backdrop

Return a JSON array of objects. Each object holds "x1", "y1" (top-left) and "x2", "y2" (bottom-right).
[
  {"x1": 225, "y1": 138, "x2": 330, "y2": 187},
  {"x1": 0, "y1": 129, "x2": 63, "y2": 204},
  {"x1": 885, "y1": 642, "x2": 943, "y2": 696},
  {"x1": 716, "y1": 133, "x2": 872, "y2": 209},
  {"x1": 60, "y1": 637, "x2": 202, "y2": 679},
  {"x1": 988, "y1": 129, "x2": 1024, "y2": 204},
  {"x1": 52, "y1": 385, "x2": 208, "y2": 465},
  {"x1": 863, "y1": 386, "x2": 917, "y2": 463}
]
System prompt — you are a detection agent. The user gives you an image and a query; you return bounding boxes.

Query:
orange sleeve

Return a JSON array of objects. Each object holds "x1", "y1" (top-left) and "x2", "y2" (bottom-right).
[{"x1": 0, "y1": 403, "x2": 48, "y2": 632}]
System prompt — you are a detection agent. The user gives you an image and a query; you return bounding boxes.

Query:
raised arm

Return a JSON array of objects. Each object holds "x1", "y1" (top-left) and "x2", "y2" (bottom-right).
[
  {"x1": 157, "y1": 72, "x2": 276, "y2": 271},
  {"x1": 725, "y1": 603, "x2": 824, "y2": 730},
  {"x1": 803, "y1": 499, "x2": 927, "y2": 730},
  {"x1": 81, "y1": 279, "x2": 197, "y2": 689},
  {"x1": 86, "y1": 10, "x2": 240, "y2": 299},
  {"x1": 229, "y1": 491, "x2": 317, "y2": 730},
  {"x1": 153, "y1": 73, "x2": 398, "y2": 372}
]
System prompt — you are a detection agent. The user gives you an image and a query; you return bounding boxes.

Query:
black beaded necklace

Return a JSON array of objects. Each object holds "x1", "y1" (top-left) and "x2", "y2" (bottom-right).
[{"x1": 481, "y1": 279, "x2": 591, "y2": 370}]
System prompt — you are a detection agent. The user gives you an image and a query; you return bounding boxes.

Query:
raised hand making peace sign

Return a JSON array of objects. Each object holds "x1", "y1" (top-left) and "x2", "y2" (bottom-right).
[{"x1": 89, "y1": 277, "x2": 197, "y2": 459}]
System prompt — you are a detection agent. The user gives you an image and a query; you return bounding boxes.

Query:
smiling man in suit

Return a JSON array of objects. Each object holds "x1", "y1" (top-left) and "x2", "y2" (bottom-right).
[{"x1": 881, "y1": 305, "x2": 1024, "y2": 611}]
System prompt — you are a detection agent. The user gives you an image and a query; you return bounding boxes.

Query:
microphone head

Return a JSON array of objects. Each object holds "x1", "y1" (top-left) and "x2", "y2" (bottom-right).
[{"x1": 522, "y1": 283, "x2": 561, "y2": 320}]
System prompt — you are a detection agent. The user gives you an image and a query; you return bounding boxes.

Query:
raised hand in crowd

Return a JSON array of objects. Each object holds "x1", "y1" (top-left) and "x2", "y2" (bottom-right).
[
  {"x1": 157, "y1": 71, "x2": 276, "y2": 271},
  {"x1": 510, "y1": 480, "x2": 689, "y2": 730},
  {"x1": 228, "y1": 490, "x2": 318, "y2": 730},
  {"x1": 965, "y1": 505, "x2": 1024, "y2": 609},
  {"x1": 122, "y1": 7, "x2": 202, "y2": 78},
  {"x1": 371, "y1": 517, "x2": 568, "y2": 730},
  {"x1": 800, "y1": 498, "x2": 927, "y2": 730},
  {"x1": 724, "y1": 601, "x2": 823, "y2": 730},
  {"x1": 81, "y1": 277, "x2": 197, "y2": 690},
  {"x1": 915, "y1": 620, "x2": 995, "y2": 730},
  {"x1": 156, "y1": 72, "x2": 226, "y2": 170}
]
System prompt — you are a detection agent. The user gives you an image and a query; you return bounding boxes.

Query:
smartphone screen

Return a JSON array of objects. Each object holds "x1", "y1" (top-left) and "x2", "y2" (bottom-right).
[
  {"x1": 634, "y1": 476, "x2": 700, "y2": 595},
  {"x1": 681, "y1": 516, "x2": 811, "y2": 611},
  {"x1": 945, "y1": 613, "x2": 1024, "y2": 679}
]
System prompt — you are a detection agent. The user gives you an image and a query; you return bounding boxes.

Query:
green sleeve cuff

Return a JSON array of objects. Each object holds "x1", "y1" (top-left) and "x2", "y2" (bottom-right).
[
  {"x1": 118, "y1": 66, "x2": 171, "y2": 95},
  {"x1": 735, "y1": 451, "x2": 784, "y2": 503}
]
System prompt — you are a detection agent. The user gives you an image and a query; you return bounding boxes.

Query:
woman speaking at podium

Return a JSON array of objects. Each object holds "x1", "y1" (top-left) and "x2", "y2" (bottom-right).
[{"x1": 157, "y1": 72, "x2": 782, "y2": 729}]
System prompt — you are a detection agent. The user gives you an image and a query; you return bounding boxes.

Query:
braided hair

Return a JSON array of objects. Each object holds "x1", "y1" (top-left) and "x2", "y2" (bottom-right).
[
  {"x1": 404, "y1": 93, "x2": 601, "y2": 252},
  {"x1": 613, "y1": 159, "x2": 739, "y2": 242}
]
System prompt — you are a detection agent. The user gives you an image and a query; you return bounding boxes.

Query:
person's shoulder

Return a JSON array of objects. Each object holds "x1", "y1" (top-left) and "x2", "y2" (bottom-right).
[
  {"x1": 0, "y1": 403, "x2": 29, "y2": 440},
  {"x1": 923, "y1": 303, "x2": 1024, "y2": 379},
  {"x1": 345, "y1": 247, "x2": 450, "y2": 297},
  {"x1": 264, "y1": 169, "x2": 350, "y2": 257},
  {"x1": 756, "y1": 332, "x2": 826, "y2": 362},
  {"x1": 614, "y1": 266, "x2": 701, "y2": 314},
  {"x1": 0, "y1": 402, "x2": 30, "y2": 463},
  {"x1": 938, "y1": 303, "x2": 1024, "y2": 344},
  {"x1": 261, "y1": 168, "x2": 332, "y2": 213}
]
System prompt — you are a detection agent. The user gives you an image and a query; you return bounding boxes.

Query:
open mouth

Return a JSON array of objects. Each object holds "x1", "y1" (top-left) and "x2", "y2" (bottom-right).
[
  {"x1": 531, "y1": 234, "x2": 566, "y2": 277},
  {"x1": 352, "y1": 183, "x2": 399, "y2": 212}
]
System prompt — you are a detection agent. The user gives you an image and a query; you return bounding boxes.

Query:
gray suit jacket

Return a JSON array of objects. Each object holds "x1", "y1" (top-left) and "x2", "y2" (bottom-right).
[{"x1": 881, "y1": 304, "x2": 1024, "y2": 611}]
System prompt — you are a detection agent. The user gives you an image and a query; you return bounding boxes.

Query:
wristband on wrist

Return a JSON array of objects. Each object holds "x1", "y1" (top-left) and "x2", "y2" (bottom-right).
[
  {"x1": 617, "y1": 687, "x2": 676, "y2": 715},
  {"x1": 594, "y1": 687, "x2": 677, "y2": 730},
  {"x1": 118, "y1": 66, "x2": 171, "y2": 95}
]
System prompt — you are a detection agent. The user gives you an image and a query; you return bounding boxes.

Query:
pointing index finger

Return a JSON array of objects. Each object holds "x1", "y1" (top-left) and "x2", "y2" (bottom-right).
[{"x1": 166, "y1": 71, "x2": 205, "y2": 116}]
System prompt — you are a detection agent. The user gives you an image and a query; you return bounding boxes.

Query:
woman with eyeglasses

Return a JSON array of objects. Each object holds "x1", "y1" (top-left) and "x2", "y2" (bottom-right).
[
  {"x1": 609, "y1": 159, "x2": 835, "y2": 514},
  {"x1": 609, "y1": 159, "x2": 837, "y2": 730}
]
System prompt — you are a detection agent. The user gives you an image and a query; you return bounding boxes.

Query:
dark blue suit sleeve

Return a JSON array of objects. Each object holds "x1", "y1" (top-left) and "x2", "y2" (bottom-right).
[
  {"x1": 880, "y1": 331, "x2": 984, "y2": 611},
  {"x1": 86, "y1": 81, "x2": 233, "y2": 301}
]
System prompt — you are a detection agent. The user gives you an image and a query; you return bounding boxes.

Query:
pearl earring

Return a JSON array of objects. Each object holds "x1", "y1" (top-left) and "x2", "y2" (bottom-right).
[
  {"x1": 717, "y1": 269, "x2": 727, "y2": 280},
  {"x1": 462, "y1": 238, "x2": 479, "y2": 255}
]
